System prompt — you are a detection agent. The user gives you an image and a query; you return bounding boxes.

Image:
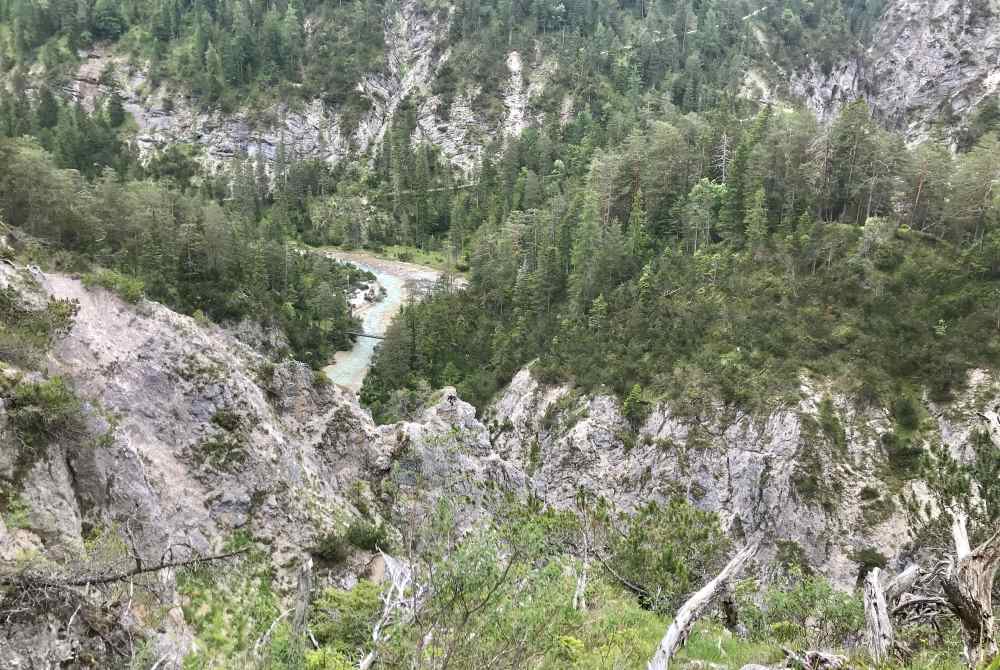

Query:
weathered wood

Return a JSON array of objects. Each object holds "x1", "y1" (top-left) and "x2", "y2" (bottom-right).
[
  {"x1": 291, "y1": 556, "x2": 313, "y2": 636},
  {"x1": 884, "y1": 564, "x2": 921, "y2": 605},
  {"x1": 781, "y1": 647, "x2": 852, "y2": 669},
  {"x1": 647, "y1": 543, "x2": 758, "y2": 670},
  {"x1": 864, "y1": 567, "x2": 893, "y2": 664},
  {"x1": 940, "y1": 511, "x2": 1000, "y2": 668},
  {"x1": 359, "y1": 552, "x2": 420, "y2": 670}
]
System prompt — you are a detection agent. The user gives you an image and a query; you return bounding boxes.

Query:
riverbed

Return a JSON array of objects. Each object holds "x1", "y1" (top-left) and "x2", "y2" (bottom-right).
[{"x1": 321, "y1": 250, "x2": 448, "y2": 392}]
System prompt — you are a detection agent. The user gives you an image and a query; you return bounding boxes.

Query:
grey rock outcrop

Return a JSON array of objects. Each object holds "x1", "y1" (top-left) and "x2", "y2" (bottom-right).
[
  {"x1": 0, "y1": 263, "x2": 386, "y2": 665},
  {"x1": 487, "y1": 367, "x2": 997, "y2": 587},
  {"x1": 66, "y1": 0, "x2": 560, "y2": 174},
  {"x1": 791, "y1": 0, "x2": 1000, "y2": 141}
]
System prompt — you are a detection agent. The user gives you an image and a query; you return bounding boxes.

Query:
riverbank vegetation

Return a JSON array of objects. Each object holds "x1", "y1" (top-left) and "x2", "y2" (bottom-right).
[
  {"x1": 0, "y1": 133, "x2": 366, "y2": 366},
  {"x1": 362, "y1": 102, "x2": 1000, "y2": 417}
]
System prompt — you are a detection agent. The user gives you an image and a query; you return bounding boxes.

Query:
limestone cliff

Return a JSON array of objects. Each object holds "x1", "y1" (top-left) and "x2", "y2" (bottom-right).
[
  {"x1": 790, "y1": 0, "x2": 1000, "y2": 141},
  {"x1": 69, "y1": 0, "x2": 555, "y2": 174}
]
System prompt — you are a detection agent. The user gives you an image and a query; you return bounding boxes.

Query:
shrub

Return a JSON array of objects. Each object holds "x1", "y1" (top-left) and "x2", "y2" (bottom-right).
[
  {"x1": 6, "y1": 376, "x2": 86, "y2": 452},
  {"x1": 313, "y1": 533, "x2": 349, "y2": 564},
  {"x1": 737, "y1": 568, "x2": 865, "y2": 648},
  {"x1": 607, "y1": 497, "x2": 730, "y2": 613},
  {"x1": 0, "y1": 287, "x2": 78, "y2": 366},
  {"x1": 346, "y1": 520, "x2": 388, "y2": 552},
  {"x1": 1, "y1": 493, "x2": 30, "y2": 529},
  {"x1": 305, "y1": 648, "x2": 353, "y2": 670},
  {"x1": 892, "y1": 393, "x2": 921, "y2": 432},
  {"x1": 309, "y1": 581, "x2": 381, "y2": 655},
  {"x1": 83, "y1": 268, "x2": 145, "y2": 303},
  {"x1": 882, "y1": 431, "x2": 924, "y2": 479},
  {"x1": 210, "y1": 407, "x2": 242, "y2": 432}
]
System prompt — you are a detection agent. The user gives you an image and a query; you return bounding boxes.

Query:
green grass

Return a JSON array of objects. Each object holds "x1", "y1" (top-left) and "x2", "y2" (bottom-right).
[{"x1": 675, "y1": 625, "x2": 784, "y2": 669}]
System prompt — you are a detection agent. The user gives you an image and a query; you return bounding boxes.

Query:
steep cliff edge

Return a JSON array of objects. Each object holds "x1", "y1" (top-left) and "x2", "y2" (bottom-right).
[
  {"x1": 791, "y1": 0, "x2": 1000, "y2": 141},
  {"x1": 0, "y1": 262, "x2": 385, "y2": 664},
  {"x1": 0, "y1": 262, "x2": 513, "y2": 666},
  {"x1": 487, "y1": 367, "x2": 999, "y2": 587}
]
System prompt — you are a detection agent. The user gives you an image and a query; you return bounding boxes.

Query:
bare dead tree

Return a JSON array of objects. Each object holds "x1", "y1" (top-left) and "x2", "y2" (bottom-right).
[
  {"x1": 864, "y1": 567, "x2": 894, "y2": 664},
  {"x1": 863, "y1": 564, "x2": 924, "y2": 663},
  {"x1": 713, "y1": 132, "x2": 732, "y2": 183},
  {"x1": 940, "y1": 511, "x2": 1000, "y2": 667},
  {"x1": 359, "y1": 551, "x2": 425, "y2": 670},
  {"x1": 647, "y1": 542, "x2": 758, "y2": 670}
]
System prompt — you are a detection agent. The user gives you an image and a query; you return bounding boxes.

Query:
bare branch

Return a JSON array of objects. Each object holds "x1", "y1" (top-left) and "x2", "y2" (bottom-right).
[{"x1": 647, "y1": 543, "x2": 758, "y2": 670}]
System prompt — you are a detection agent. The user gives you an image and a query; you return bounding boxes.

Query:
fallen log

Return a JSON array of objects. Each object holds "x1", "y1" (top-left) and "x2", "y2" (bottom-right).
[{"x1": 647, "y1": 543, "x2": 758, "y2": 670}]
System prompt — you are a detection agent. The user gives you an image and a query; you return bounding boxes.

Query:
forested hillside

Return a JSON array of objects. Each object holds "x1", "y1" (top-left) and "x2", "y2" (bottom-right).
[
  {"x1": 0, "y1": 0, "x2": 882, "y2": 116},
  {"x1": 3, "y1": 0, "x2": 1000, "y2": 417},
  {"x1": 3, "y1": 0, "x2": 1000, "y2": 668},
  {"x1": 363, "y1": 101, "x2": 1000, "y2": 418}
]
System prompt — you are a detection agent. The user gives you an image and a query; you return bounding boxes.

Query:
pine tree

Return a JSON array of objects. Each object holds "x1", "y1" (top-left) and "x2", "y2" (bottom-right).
[
  {"x1": 106, "y1": 92, "x2": 126, "y2": 127},
  {"x1": 35, "y1": 87, "x2": 60, "y2": 130},
  {"x1": 588, "y1": 294, "x2": 607, "y2": 332},
  {"x1": 745, "y1": 187, "x2": 769, "y2": 254},
  {"x1": 626, "y1": 187, "x2": 651, "y2": 265},
  {"x1": 283, "y1": 0, "x2": 303, "y2": 77}
]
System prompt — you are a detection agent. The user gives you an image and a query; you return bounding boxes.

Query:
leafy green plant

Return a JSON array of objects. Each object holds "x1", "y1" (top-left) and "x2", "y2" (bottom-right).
[
  {"x1": 83, "y1": 268, "x2": 145, "y2": 303},
  {"x1": 346, "y1": 520, "x2": 388, "y2": 552}
]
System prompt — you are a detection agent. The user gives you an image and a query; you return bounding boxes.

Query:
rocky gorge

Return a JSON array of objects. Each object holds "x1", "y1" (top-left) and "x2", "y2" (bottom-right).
[{"x1": 2, "y1": 256, "x2": 997, "y2": 666}]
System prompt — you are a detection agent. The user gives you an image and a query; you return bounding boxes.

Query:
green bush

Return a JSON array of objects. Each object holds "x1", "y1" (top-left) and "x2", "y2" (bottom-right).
[
  {"x1": 210, "y1": 407, "x2": 243, "y2": 432},
  {"x1": 737, "y1": 568, "x2": 865, "y2": 648},
  {"x1": 892, "y1": 393, "x2": 921, "y2": 432},
  {"x1": 313, "y1": 532, "x2": 349, "y2": 564},
  {"x1": 83, "y1": 268, "x2": 145, "y2": 303},
  {"x1": 608, "y1": 498, "x2": 730, "y2": 613},
  {"x1": 5, "y1": 376, "x2": 86, "y2": 452},
  {"x1": 0, "y1": 286, "x2": 78, "y2": 366},
  {"x1": 310, "y1": 581, "x2": 381, "y2": 658},
  {"x1": 346, "y1": 520, "x2": 388, "y2": 552}
]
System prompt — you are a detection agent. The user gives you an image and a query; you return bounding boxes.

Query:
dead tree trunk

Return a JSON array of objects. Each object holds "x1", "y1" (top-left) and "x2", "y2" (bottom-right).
[
  {"x1": 864, "y1": 564, "x2": 923, "y2": 663},
  {"x1": 291, "y1": 557, "x2": 313, "y2": 637},
  {"x1": 359, "y1": 552, "x2": 422, "y2": 670},
  {"x1": 941, "y1": 512, "x2": 1000, "y2": 668},
  {"x1": 647, "y1": 543, "x2": 758, "y2": 670},
  {"x1": 864, "y1": 568, "x2": 893, "y2": 664}
]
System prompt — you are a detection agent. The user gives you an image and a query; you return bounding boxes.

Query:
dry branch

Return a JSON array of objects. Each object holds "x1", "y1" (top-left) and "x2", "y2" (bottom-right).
[{"x1": 647, "y1": 542, "x2": 758, "y2": 670}]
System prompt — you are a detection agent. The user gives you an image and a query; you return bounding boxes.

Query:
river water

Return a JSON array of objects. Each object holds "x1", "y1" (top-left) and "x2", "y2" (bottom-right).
[{"x1": 321, "y1": 251, "x2": 444, "y2": 392}]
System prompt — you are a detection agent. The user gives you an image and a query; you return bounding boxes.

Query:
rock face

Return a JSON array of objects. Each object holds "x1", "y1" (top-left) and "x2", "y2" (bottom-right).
[
  {"x1": 0, "y1": 263, "x2": 384, "y2": 666},
  {"x1": 791, "y1": 0, "x2": 1000, "y2": 141},
  {"x1": 69, "y1": 0, "x2": 560, "y2": 174},
  {"x1": 0, "y1": 263, "x2": 512, "y2": 666},
  {"x1": 487, "y1": 368, "x2": 998, "y2": 587}
]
